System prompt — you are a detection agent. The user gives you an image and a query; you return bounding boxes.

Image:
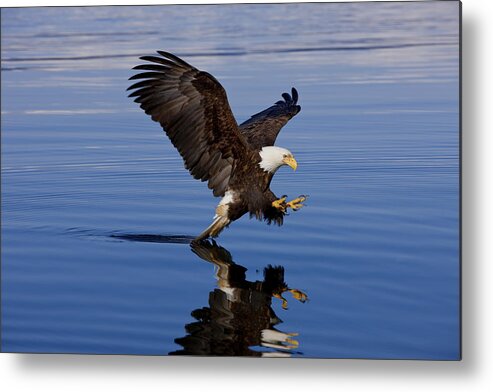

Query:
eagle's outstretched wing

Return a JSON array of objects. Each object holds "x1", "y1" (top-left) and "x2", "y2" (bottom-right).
[
  {"x1": 128, "y1": 51, "x2": 250, "y2": 197},
  {"x1": 239, "y1": 88, "x2": 301, "y2": 150}
]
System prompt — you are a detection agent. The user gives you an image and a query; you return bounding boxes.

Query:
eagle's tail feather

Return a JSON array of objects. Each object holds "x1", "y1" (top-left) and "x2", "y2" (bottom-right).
[{"x1": 194, "y1": 215, "x2": 230, "y2": 242}]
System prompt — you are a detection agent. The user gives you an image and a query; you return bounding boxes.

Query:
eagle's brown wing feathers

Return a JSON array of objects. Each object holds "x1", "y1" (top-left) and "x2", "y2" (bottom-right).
[
  {"x1": 128, "y1": 51, "x2": 250, "y2": 197},
  {"x1": 238, "y1": 87, "x2": 301, "y2": 149}
]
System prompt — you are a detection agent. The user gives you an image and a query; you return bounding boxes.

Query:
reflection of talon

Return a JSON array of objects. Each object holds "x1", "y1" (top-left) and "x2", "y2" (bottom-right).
[
  {"x1": 286, "y1": 195, "x2": 307, "y2": 211},
  {"x1": 288, "y1": 288, "x2": 308, "y2": 303},
  {"x1": 272, "y1": 196, "x2": 287, "y2": 212},
  {"x1": 273, "y1": 293, "x2": 289, "y2": 310},
  {"x1": 285, "y1": 337, "x2": 299, "y2": 348},
  {"x1": 274, "y1": 288, "x2": 308, "y2": 310}
]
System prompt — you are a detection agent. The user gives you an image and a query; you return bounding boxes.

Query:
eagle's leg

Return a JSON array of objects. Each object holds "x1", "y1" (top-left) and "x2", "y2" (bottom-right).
[
  {"x1": 271, "y1": 195, "x2": 288, "y2": 212},
  {"x1": 286, "y1": 195, "x2": 307, "y2": 211}
]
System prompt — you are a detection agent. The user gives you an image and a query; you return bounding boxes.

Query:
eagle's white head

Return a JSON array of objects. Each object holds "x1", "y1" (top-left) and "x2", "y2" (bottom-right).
[{"x1": 259, "y1": 146, "x2": 298, "y2": 174}]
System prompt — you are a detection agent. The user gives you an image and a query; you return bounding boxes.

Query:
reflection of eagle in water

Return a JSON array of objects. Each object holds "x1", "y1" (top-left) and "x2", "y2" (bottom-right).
[
  {"x1": 169, "y1": 240, "x2": 307, "y2": 357},
  {"x1": 128, "y1": 51, "x2": 306, "y2": 240}
]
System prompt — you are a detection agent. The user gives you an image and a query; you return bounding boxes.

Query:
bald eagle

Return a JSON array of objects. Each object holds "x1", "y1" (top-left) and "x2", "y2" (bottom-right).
[{"x1": 128, "y1": 51, "x2": 305, "y2": 241}]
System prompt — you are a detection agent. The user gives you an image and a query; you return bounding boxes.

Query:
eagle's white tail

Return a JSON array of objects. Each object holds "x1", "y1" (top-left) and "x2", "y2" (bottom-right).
[{"x1": 195, "y1": 215, "x2": 230, "y2": 242}]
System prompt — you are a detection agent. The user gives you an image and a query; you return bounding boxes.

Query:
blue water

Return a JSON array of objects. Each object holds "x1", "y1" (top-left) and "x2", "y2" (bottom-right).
[{"x1": 1, "y1": 2, "x2": 460, "y2": 359}]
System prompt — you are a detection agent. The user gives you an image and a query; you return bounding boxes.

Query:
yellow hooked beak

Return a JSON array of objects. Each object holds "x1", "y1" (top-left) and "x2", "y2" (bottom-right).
[{"x1": 283, "y1": 156, "x2": 298, "y2": 171}]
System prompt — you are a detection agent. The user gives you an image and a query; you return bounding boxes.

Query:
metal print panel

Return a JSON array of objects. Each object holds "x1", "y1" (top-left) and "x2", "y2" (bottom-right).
[{"x1": 0, "y1": 1, "x2": 461, "y2": 359}]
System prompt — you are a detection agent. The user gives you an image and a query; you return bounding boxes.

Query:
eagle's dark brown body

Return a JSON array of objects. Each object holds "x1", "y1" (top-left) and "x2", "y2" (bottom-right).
[
  {"x1": 128, "y1": 51, "x2": 301, "y2": 239},
  {"x1": 224, "y1": 157, "x2": 283, "y2": 223}
]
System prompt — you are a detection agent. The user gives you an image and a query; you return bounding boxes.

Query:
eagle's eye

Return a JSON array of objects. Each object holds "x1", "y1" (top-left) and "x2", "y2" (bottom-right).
[{"x1": 283, "y1": 154, "x2": 287, "y2": 158}]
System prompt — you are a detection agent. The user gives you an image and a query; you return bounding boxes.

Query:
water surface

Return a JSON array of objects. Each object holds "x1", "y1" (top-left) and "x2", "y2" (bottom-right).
[{"x1": 1, "y1": 2, "x2": 460, "y2": 359}]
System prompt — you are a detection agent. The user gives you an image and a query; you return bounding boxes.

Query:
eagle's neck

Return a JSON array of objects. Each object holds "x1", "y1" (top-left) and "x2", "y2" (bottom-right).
[{"x1": 258, "y1": 146, "x2": 290, "y2": 174}]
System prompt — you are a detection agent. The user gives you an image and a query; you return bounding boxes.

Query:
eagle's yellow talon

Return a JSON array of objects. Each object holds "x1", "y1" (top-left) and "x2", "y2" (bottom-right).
[
  {"x1": 272, "y1": 196, "x2": 287, "y2": 212},
  {"x1": 286, "y1": 195, "x2": 307, "y2": 211},
  {"x1": 273, "y1": 195, "x2": 307, "y2": 213}
]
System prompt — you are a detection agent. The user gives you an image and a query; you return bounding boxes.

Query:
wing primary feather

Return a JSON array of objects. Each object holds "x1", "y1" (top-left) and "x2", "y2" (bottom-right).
[
  {"x1": 139, "y1": 55, "x2": 182, "y2": 68},
  {"x1": 129, "y1": 72, "x2": 166, "y2": 81},
  {"x1": 132, "y1": 64, "x2": 171, "y2": 72},
  {"x1": 291, "y1": 87, "x2": 298, "y2": 103},
  {"x1": 156, "y1": 51, "x2": 195, "y2": 69},
  {"x1": 127, "y1": 79, "x2": 157, "y2": 91},
  {"x1": 128, "y1": 87, "x2": 154, "y2": 98}
]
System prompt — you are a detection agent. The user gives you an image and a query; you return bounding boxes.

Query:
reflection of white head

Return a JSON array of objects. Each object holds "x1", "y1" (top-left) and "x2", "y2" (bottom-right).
[{"x1": 259, "y1": 146, "x2": 298, "y2": 174}]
